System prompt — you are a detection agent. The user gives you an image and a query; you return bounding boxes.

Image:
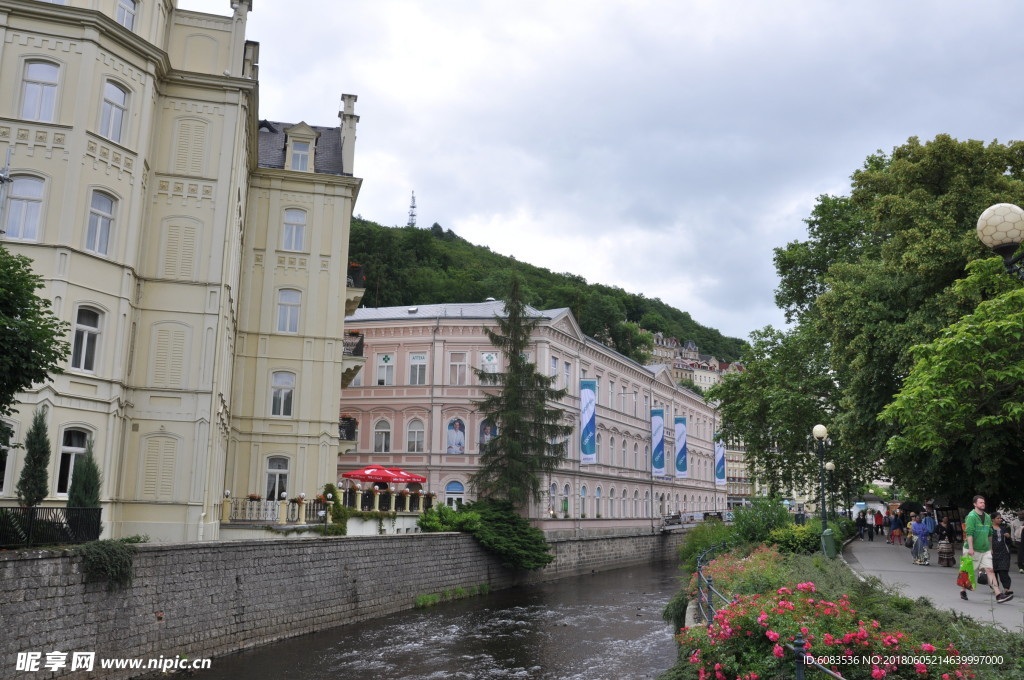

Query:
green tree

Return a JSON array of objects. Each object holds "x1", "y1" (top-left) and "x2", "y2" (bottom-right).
[
  {"x1": 0, "y1": 245, "x2": 69, "y2": 447},
  {"x1": 470, "y1": 277, "x2": 572, "y2": 509},
  {"x1": 16, "y1": 409, "x2": 51, "y2": 507},
  {"x1": 67, "y1": 438, "x2": 102, "y2": 508},
  {"x1": 880, "y1": 262, "x2": 1024, "y2": 508}
]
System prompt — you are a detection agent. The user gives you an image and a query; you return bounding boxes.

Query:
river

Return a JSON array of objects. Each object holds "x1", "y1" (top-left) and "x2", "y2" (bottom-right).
[{"x1": 195, "y1": 560, "x2": 684, "y2": 680}]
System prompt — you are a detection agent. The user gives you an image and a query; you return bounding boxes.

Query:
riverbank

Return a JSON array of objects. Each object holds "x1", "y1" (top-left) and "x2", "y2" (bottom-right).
[{"x1": 0, "y1": 530, "x2": 686, "y2": 680}]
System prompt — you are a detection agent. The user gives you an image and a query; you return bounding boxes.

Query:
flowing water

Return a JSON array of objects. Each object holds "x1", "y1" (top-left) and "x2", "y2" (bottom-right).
[{"x1": 196, "y1": 560, "x2": 684, "y2": 680}]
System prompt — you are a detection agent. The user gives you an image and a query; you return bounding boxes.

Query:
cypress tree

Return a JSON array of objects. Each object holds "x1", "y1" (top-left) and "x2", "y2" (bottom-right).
[
  {"x1": 470, "y1": 278, "x2": 572, "y2": 509},
  {"x1": 16, "y1": 409, "x2": 51, "y2": 507},
  {"x1": 67, "y1": 438, "x2": 102, "y2": 508}
]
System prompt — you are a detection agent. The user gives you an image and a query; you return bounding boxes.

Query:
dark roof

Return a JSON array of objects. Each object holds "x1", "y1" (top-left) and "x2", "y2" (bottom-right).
[{"x1": 257, "y1": 120, "x2": 345, "y2": 175}]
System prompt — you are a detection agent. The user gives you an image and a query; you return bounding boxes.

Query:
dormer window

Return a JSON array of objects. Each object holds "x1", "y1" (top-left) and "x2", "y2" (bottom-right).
[
  {"x1": 283, "y1": 122, "x2": 319, "y2": 173},
  {"x1": 291, "y1": 142, "x2": 309, "y2": 171}
]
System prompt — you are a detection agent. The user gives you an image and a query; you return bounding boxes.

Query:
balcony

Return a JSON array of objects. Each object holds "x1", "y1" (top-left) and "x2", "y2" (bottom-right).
[
  {"x1": 345, "y1": 263, "x2": 366, "y2": 316},
  {"x1": 341, "y1": 331, "x2": 365, "y2": 389},
  {"x1": 222, "y1": 491, "x2": 434, "y2": 525}
]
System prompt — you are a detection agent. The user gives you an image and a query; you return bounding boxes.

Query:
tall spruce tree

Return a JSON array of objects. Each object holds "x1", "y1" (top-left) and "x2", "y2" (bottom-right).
[
  {"x1": 16, "y1": 409, "x2": 51, "y2": 507},
  {"x1": 470, "y1": 278, "x2": 572, "y2": 509},
  {"x1": 67, "y1": 438, "x2": 102, "y2": 508}
]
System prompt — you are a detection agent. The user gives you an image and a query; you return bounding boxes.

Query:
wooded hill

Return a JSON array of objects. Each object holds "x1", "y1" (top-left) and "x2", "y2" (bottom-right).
[{"x1": 348, "y1": 217, "x2": 747, "y2": 364}]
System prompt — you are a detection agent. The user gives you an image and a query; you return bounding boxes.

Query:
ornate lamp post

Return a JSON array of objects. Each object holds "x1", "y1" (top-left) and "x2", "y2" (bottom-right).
[
  {"x1": 812, "y1": 425, "x2": 829, "y2": 531},
  {"x1": 977, "y1": 203, "x2": 1024, "y2": 282},
  {"x1": 824, "y1": 461, "x2": 835, "y2": 519}
]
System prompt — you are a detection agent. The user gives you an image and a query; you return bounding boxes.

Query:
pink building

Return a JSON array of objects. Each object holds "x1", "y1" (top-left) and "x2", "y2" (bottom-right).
[{"x1": 340, "y1": 301, "x2": 725, "y2": 536}]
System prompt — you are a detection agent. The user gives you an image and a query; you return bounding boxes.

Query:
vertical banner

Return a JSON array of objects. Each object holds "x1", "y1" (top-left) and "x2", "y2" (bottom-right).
[
  {"x1": 714, "y1": 437, "x2": 726, "y2": 486},
  {"x1": 580, "y1": 380, "x2": 597, "y2": 464},
  {"x1": 651, "y1": 408, "x2": 665, "y2": 476},
  {"x1": 674, "y1": 416, "x2": 688, "y2": 478}
]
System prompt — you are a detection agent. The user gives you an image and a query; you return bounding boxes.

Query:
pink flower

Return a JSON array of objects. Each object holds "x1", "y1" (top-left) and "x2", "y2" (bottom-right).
[
  {"x1": 766, "y1": 630, "x2": 780, "y2": 642},
  {"x1": 871, "y1": 666, "x2": 887, "y2": 679},
  {"x1": 796, "y1": 581, "x2": 817, "y2": 592},
  {"x1": 823, "y1": 633, "x2": 835, "y2": 645},
  {"x1": 921, "y1": 643, "x2": 936, "y2": 652},
  {"x1": 689, "y1": 650, "x2": 700, "y2": 664},
  {"x1": 777, "y1": 587, "x2": 792, "y2": 595},
  {"x1": 756, "y1": 611, "x2": 769, "y2": 626},
  {"x1": 915, "y1": 663, "x2": 928, "y2": 674},
  {"x1": 773, "y1": 644, "x2": 785, "y2": 658}
]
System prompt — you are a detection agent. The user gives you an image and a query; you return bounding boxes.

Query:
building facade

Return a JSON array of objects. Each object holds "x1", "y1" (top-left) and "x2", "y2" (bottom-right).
[
  {"x1": 341, "y1": 301, "x2": 726, "y2": 535},
  {"x1": 0, "y1": 0, "x2": 362, "y2": 541}
]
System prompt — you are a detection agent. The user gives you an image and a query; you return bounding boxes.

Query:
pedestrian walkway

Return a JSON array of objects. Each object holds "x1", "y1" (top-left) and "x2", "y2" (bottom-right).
[{"x1": 844, "y1": 535, "x2": 1024, "y2": 632}]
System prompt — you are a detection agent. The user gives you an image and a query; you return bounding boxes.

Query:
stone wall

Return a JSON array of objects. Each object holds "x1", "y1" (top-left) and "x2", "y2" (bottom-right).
[{"x1": 0, "y1": 530, "x2": 685, "y2": 679}]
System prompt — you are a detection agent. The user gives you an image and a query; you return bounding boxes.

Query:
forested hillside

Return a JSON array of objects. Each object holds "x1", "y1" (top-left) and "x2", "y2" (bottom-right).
[{"x1": 348, "y1": 218, "x2": 747, "y2": 363}]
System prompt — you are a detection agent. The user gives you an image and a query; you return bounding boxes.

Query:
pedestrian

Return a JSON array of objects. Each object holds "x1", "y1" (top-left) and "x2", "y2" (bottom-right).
[
  {"x1": 874, "y1": 510, "x2": 884, "y2": 537},
  {"x1": 910, "y1": 513, "x2": 930, "y2": 565},
  {"x1": 961, "y1": 495, "x2": 1011, "y2": 603},
  {"x1": 922, "y1": 511, "x2": 936, "y2": 548},
  {"x1": 883, "y1": 511, "x2": 891, "y2": 541},
  {"x1": 856, "y1": 511, "x2": 867, "y2": 540},
  {"x1": 865, "y1": 510, "x2": 874, "y2": 542},
  {"x1": 890, "y1": 510, "x2": 904, "y2": 548},
  {"x1": 936, "y1": 516, "x2": 956, "y2": 567},
  {"x1": 991, "y1": 512, "x2": 1013, "y2": 596}
]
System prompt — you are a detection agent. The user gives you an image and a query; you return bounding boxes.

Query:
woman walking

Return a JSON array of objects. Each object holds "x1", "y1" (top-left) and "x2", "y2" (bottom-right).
[
  {"x1": 890, "y1": 510, "x2": 905, "y2": 548},
  {"x1": 992, "y1": 512, "x2": 1013, "y2": 595},
  {"x1": 936, "y1": 516, "x2": 956, "y2": 567},
  {"x1": 910, "y1": 513, "x2": 930, "y2": 565}
]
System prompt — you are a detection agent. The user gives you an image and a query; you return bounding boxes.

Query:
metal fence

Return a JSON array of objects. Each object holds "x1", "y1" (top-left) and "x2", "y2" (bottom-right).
[
  {"x1": 695, "y1": 542, "x2": 845, "y2": 680},
  {"x1": 0, "y1": 507, "x2": 102, "y2": 548}
]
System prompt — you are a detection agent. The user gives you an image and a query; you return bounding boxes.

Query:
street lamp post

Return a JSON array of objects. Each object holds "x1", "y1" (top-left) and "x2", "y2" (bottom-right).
[
  {"x1": 825, "y1": 461, "x2": 835, "y2": 520},
  {"x1": 813, "y1": 424, "x2": 829, "y2": 531},
  {"x1": 977, "y1": 204, "x2": 1024, "y2": 282}
]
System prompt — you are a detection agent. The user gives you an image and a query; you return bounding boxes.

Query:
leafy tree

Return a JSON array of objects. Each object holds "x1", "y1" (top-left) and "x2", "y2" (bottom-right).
[
  {"x1": 67, "y1": 438, "x2": 102, "y2": 508},
  {"x1": 880, "y1": 261, "x2": 1024, "y2": 508},
  {"x1": 0, "y1": 245, "x2": 69, "y2": 448},
  {"x1": 463, "y1": 498, "x2": 554, "y2": 570},
  {"x1": 470, "y1": 277, "x2": 572, "y2": 509},
  {"x1": 16, "y1": 409, "x2": 51, "y2": 507}
]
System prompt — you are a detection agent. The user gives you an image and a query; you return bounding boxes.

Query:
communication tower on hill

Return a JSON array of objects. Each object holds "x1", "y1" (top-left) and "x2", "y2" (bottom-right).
[{"x1": 407, "y1": 191, "x2": 417, "y2": 227}]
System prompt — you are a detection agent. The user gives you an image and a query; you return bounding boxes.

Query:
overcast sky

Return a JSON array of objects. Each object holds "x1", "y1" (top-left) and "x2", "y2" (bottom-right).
[{"x1": 182, "y1": 0, "x2": 1024, "y2": 341}]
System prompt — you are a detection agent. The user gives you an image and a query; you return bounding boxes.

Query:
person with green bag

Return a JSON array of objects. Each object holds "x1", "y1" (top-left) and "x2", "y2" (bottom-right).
[{"x1": 961, "y1": 495, "x2": 1012, "y2": 603}]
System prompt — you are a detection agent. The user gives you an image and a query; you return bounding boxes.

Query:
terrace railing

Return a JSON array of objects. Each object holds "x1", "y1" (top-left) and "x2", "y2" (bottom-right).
[{"x1": 0, "y1": 507, "x2": 102, "y2": 548}]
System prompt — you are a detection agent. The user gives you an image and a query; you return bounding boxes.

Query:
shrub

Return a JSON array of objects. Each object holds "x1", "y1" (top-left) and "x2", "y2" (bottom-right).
[
  {"x1": 767, "y1": 524, "x2": 822, "y2": 554},
  {"x1": 78, "y1": 539, "x2": 136, "y2": 589},
  {"x1": 67, "y1": 439, "x2": 101, "y2": 508},
  {"x1": 464, "y1": 499, "x2": 553, "y2": 570},
  {"x1": 731, "y1": 495, "x2": 790, "y2": 543},
  {"x1": 16, "y1": 410, "x2": 50, "y2": 507},
  {"x1": 676, "y1": 518, "x2": 736, "y2": 574},
  {"x1": 417, "y1": 503, "x2": 481, "y2": 533}
]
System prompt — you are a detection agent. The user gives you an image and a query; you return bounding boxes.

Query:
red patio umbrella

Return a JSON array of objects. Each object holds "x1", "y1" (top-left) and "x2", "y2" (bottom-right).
[
  {"x1": 385, "y1": 467, "x2": 427, "y2": 484},
  {"x1": 341, "y1": 465, "x2": 404, "y2": 484}
]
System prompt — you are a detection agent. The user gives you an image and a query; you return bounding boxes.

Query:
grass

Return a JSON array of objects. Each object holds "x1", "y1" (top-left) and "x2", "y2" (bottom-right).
[{"x1": 414, "y1": 583, "x2": 491, "y2": 608}]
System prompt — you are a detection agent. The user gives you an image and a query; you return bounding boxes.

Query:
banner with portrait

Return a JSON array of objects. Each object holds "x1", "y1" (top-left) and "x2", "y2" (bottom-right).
[
  {"x1": 580, "y1": 380, "x2": 597, "y2": 464},
  {"x1": 674, "y1": 416, "x2": 688, "y2": 479},
  {"x1": 651, "y1": 408, "x2": 665, "y2": 476}
]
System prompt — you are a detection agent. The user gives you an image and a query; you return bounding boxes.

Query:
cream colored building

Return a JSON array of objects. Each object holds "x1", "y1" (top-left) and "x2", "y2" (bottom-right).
[
  {"x1": 0, "y1": 0, "x2": 362, "y2": 541},
  {"x1": 342, "y1": 302, "x2": 726, "y2": 536}
]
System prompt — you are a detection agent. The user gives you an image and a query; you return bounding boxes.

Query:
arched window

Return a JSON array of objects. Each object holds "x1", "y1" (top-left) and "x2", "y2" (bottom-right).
[
  {"x1": 609, "y1": 437, "x2": 615, "y2": 466},
  {"x1": 445, "y1": 481, "x2": 465, "y2": 507},
  {"x1": 100, "y1": 81, "x2": 129, "y2": 143},
  {"x1": 633, "y1": 443, "x2": 639, "y2": 470},
  {"x1": 644, "y1": 491, "x2": 651, "y2": 518},
  {"x1": 549, "y1": 482, "x2": 558, "y2": 516},
  {"x1": 265, "y1": 456, "x2": 288, "y2": 500},
  {"x1": 21, "y1": 61, "x2": 59, "y2": 122},
  {"x1": 4, "y1": 176, "x2": 44, "y2": 241},
  {"x1": 622, "y1": 439, "x2": 627, "y2": 467},
  {"x1": 57, "y1": 428, "x2": 89, "y2": 494},
  {"x1": 406, "y1": 418, "x2": 424, "y2": 453},
  {"x1": 373, "y1": 419, "x2": 391, "y2": 453},
  {"x1": 71, "y1": 306, "x2": 102, "y2": 372},
  {"x1": 596, "y1": 434, "x2": 601, "y2": 463},
  {"x1": 608, "y1": 487, "x2": 616, "y2": 518},
  {"x1": 621, "y1": 488, "x2": 628, "y2": 517},
  {"x1": 86, "y1": 191, "x2": 115, "y2": 255},
  {"x1": 562, "y1": 483, "x2": 570, "y2": 516},
  {"x1": 595, "y1": 487, "x2": 602, "y2": 518},
  {"x1": 270, "y1": 371, "x2": 294, "y2": 416},
  {"x1": 580, "y1": 485, "x2": 587, "y2": 517},
  {"x1": 282, "y1": 209, "x2": 306, "y2": 251},
  {"x1": 633, "y1": 489, "x2": 640, "y2": 517},
  {"x1": 276, "y1": 289, "x2": 301, "y2": 333}
]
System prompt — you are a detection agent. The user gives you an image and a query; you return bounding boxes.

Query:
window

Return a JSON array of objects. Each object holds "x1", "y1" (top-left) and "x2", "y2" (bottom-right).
[
  {"x1": 445, "y1": 481, "x2": 465, "y2": 508},
  {"x1": 549, "y1": 483, "x2": 558, "y2": 516},
  {"x1": 580, "y1": 486, "x2": 587, "y2": 517},
  {"x1": 265, "y1": 457, "x2": 288, "y2": 500},
  {"x1": 596, "y1": 434, "x2": 601, "y2": 464},
  {"x1": 86, "y1": 191, "x2": 115, "y2": 255},
  {"x1": 373, "y1": 420, "x2": 391, "y2": 453},
  {"x1": 407, "y1": 419, "x2": 424, "y2": 453},
  {"x1": 622, "y1": 440, "x2": 627, "y2": 467},
  {"x1": 564, "y1": 361, "x2": 571, "y2": 392},
  {"x1": 100, "y1": 81, "x2": 128, "y2": 143},
  {"x1": 282, "y1": 209, "x2": 306, "y2": 251},
  {"x1": 270, "y1": 371, "x2": 294, "y2": 416},
  {"x1": 480, "y1": 351, "x2": 499, "y2": 374},
  {"x1": 21, "y1": 61, "x2": 59, "y2": 122},
  {"x1": 622, "y1": 489, "x2": 628, "y2": 518},
  {"x1": 409, "y1": 353, "x2": 427, "y2": 385},
  {"x1": 57, "y1": 429, "x2": 89, "y2": 495},
  {"x1": 4, "y1": 176, "x2": 44, "y2": 241},
  {"x1": 609, "y1": 437, "x2": 615, "y2": 466},
  {"x1": 595, "y1": 487, "x2": 602, "y2": 518},
  {"x1": 562, "y1": 484, "x2": 570, "y2": 515},
  {"x1": 291, "y1": 141, "x2": 310, "y2": 171},
  {"x1": 276, "y1": 289, "x2": 300, "y2": 333},
  {"x1": 448, "y1": 352, "x2": 467, "y2": 385},
  {"x1": 71, "y1": 307, "x2": 101, "y2": 372},
  {"x1": 608, "y1": 487, "x2": 615, "y2": 518},
  {"x1": 550, "y1": 356, "x2": 558, "y2": 379},
  {"x1": 634, "y1": 490, "x2": 640, "y2": 517},
  {"x1": 376, "y1": 354, "x2": 394, "y2": 386},
  {"x1": 116, "y1": 0, "x2": 137, "y2": 30},
  {"x1": 609, "y1": 381, "x2": 615, "y2": 407}
]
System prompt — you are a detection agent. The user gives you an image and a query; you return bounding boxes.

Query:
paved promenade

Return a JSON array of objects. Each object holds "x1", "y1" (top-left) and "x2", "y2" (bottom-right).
[{"x1": 844, "y1": 534, "x2": 1024, "y2": 632}]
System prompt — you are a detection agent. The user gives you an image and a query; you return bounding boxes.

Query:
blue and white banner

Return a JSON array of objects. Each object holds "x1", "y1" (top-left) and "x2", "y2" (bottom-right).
[
  {"x1": 714, "y1": 437, "x2": 726, "y2": 486},
  {"x1": 674, "y1": 417, "x2": 688, "y2": 479},
  {"x1": 651, "y1": 409, "x2": 665, "y2": 476},
  {"x1": 580, "y1": 380, "x2": 597, "y2": 464}
]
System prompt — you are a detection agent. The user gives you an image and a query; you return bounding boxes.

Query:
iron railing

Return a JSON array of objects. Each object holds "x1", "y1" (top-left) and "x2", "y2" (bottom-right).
[
  {"x1": 0, "y1": 507, "x2": 102, "y2": 548},
  {"x1": 342, "y1": 332, "x2": 364, "y2": 357},
  {"x1": 339, "y1": 417, "x2": 358, "y2": 441}
]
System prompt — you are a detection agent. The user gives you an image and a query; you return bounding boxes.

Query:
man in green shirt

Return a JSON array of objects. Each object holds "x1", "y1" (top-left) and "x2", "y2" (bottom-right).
[{"x1": 963, "y1": 495, "x2": 1012, "y2": 603}]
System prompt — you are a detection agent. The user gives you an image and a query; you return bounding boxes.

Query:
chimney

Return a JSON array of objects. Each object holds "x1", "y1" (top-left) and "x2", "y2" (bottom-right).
[{"x1": 339, "y1": 94, "x2": 359, "y2": 175}]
